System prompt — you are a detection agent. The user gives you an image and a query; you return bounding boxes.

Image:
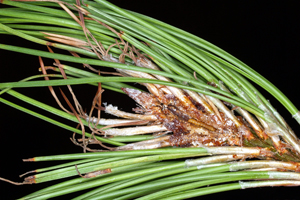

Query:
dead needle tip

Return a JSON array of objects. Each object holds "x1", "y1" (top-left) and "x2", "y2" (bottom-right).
[{"x1": 23, "y1": 158, "x2": 35, "y2": 162}]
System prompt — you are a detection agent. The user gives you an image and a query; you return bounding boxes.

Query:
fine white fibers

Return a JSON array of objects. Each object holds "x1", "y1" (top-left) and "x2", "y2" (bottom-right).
[
  {"x1": 85, "y1": 115, "x2": 147, "y2": 125},
  {"x1": 103, "y1": 124, "x2": 167, "y2": 136},
  {"x1": 105, "y1": 104, "x2": 118, "y2": 111}
]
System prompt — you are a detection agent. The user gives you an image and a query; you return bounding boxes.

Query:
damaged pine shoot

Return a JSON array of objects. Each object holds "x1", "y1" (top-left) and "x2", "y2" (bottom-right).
[{"x1": 0, "y1": 0, "x2": 300, "y2": 199}]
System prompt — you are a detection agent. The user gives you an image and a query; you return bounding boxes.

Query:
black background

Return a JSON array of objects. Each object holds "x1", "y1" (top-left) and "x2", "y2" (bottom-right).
[{"x1": 1, "y1": 0, "x2": 300, "y2": 199}]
